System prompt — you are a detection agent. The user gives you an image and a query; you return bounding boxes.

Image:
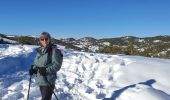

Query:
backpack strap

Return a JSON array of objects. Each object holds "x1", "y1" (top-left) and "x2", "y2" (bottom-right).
[
  {"x1": 50, "y1": 47, "x2": 53, "y2": 55},
  {"x1": 49, "y1": 46, "x2": 63, "y2": 65},
  {"x1": 57, "y1": 49, "x2": 63, "y2": 58},
  {"x1": 49, "y1": 44, "x2": 56, "y2": 57}
]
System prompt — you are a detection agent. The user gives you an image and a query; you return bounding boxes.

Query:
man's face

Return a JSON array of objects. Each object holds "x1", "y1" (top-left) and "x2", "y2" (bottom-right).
[{"x1": 40, "y1": 37, "x2": 49, "y2": 47}]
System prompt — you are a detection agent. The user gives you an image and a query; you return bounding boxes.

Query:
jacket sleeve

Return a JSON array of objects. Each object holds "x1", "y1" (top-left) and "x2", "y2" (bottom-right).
[
  {"x1": 33, "y1": 52, "x2": 39, "y2": 69},
  {"x1": 46, "y1": 47, "x2": 62, "y2": 74}
]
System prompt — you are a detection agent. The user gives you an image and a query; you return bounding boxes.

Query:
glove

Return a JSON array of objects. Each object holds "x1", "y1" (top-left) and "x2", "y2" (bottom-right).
[
  {"x1": 29, "y1": 65, "x2": 37, "y2": 75},
  {"x1": 38, "y1": 67, "x2": 46, "y2": 76}
]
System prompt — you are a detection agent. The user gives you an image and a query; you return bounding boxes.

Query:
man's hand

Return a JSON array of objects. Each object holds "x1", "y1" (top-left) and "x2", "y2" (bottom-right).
[{"x1": 29, "y1": 65, "x2": 37, "y2": 75}]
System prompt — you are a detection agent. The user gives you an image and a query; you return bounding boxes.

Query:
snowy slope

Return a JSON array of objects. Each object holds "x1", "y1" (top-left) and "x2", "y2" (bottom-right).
[
  {"x1": 0, "y1": 44, "x2": 170, "y2": 100},
  {"x1": 0, "y1": 37, "x2": 17, "y2": 44}
]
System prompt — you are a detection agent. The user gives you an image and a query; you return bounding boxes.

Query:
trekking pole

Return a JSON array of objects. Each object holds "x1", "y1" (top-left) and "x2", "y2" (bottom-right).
[
  {"x1": 43, "y1": 76, "x2": 59, "y2": 100},
  {"x1": 27, "y1": 75, "x2": 32, "y2": 100}
]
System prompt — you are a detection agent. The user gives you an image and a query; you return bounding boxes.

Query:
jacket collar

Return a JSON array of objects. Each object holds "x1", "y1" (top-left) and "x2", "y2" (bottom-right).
[{"x1": 37, "y1": 44, "x2": 52, "y2": 55}]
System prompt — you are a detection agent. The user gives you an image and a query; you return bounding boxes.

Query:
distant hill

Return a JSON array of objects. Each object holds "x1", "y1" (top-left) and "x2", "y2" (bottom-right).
[
  {"x1": 0, "y1": 33, "x2": 170, "y2": 59},
  {"x1": 61, "y1": 35, "x2": 170, "y2": 59}
]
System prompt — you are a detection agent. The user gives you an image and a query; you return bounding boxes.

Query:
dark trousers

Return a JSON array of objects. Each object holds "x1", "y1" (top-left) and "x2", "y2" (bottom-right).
[{"x1": 40, "y1": 85, "x2": 54, "y2": 100}]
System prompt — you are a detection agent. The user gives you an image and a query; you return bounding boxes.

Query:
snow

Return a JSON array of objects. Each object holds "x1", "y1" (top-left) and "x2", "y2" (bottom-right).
[
  {"x1": 138, "y1": 39, "x2": 144, "y2": 43},
  {"x1": 0, "y1": 44, "x2": 37, "y2": 74},
  {"x1": 102, "y1": 42, "x2": 110, "y2": 46},
  {"x1": 0, "y1": 44, "x2": 170, "y2": 100},
  {"x1": 88, "y1": 45, "x2": 99, "y2": 52},
  {"x1": 153, "y1": 40, "x2": 162, "y2": 43}
]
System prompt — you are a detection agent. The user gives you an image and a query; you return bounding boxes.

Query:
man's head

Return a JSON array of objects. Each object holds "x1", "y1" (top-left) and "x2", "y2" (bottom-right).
[
  {"x1": 40, "y1": 32, "x2": 51, "y2": 40},
  {"x1": 40, "y1": 32, "x2": 51, "y2": 47}
]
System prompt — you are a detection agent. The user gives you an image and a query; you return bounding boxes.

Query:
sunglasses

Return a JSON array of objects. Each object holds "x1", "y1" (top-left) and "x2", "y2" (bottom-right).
[{"x1": 41, "y1": 38, "x2": 48, "y2": 41}]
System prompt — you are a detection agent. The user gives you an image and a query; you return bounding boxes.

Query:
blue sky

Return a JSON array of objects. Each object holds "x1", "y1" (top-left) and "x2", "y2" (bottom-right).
[{"x1": 0, "y1": 0, "x2": 170, "y2": 39}]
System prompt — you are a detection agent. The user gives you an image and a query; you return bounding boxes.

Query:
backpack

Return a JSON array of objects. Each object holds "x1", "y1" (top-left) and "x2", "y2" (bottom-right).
[{"x1": 50, "y1": 46, "x2": 63, "y2": 66}]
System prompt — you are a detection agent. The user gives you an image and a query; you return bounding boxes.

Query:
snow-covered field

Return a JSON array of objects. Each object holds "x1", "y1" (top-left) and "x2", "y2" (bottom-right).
[{"x1": 0, "y1": 44, "x2": 170, "y2": 100}]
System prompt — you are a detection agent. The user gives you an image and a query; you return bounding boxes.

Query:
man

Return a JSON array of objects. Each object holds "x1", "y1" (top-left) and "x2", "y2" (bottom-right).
[{"x1": 29, "y1": 32, "x2": 62, "y2": 100}]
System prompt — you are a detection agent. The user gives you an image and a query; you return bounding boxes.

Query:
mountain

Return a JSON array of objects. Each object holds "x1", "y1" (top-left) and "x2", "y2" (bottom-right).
[
  {"x1": 60, "y1": 35, "x2": 170, "y2": 59},
  {"x1": 0, "y1": 33, "x2": 17, "y2": 44},
  {"x1": 0, "y1": 33, "x2": 170, "y2": 59}
]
